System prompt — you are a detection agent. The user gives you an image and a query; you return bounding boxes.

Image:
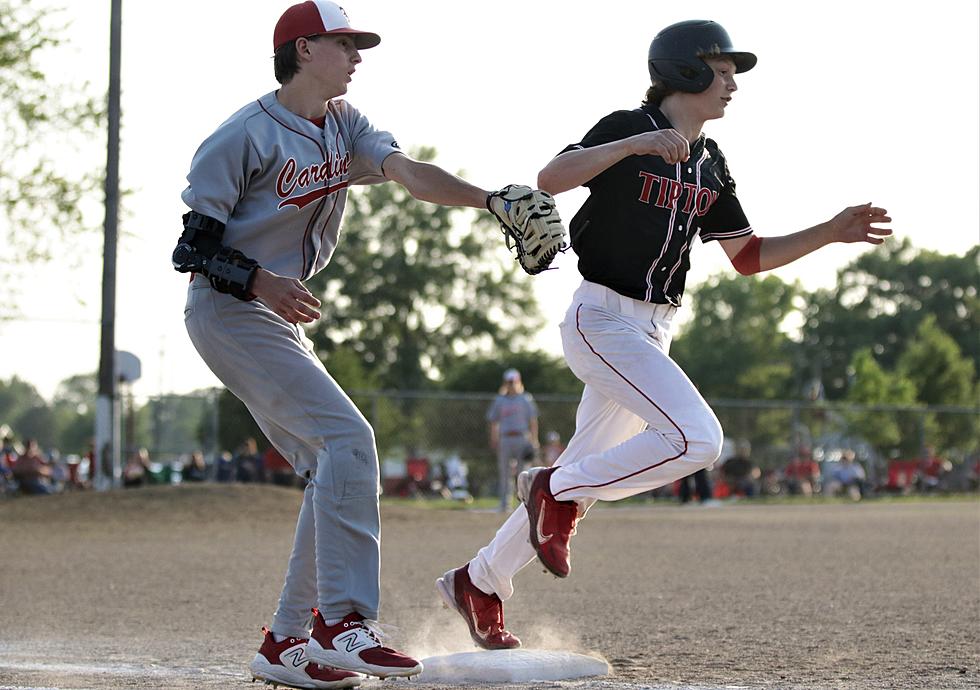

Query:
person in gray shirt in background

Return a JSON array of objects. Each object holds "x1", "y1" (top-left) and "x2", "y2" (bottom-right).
[{"x1": 486, "y1": 369, "x2": 539, "y2": 512}]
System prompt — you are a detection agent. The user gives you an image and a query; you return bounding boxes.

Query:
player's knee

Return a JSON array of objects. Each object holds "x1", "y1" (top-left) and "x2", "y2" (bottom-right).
[{"x1": 686, "y1": 414, "x2": 724, "y2": 467}]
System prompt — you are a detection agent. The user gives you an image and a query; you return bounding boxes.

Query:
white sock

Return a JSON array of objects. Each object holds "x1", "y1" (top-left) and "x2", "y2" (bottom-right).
[
  {"x1": 272, "y1": 633, "x2": 288, "y2": 643},
  {"x1": 324, "y1": 617, "x2": 342, "y2": 626}
]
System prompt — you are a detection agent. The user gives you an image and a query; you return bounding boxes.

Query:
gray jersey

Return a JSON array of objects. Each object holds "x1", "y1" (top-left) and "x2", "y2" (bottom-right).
[
  {"x1": 181, "y1": 91, "x2": 399, "y2": 280},
  {"x1": 486, "y1": 393, "x2": 538, "y2": 435}
]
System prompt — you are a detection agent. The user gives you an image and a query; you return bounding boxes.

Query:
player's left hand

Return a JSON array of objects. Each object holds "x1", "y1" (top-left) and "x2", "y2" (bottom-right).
[
  {"x1": 487, "y1": 185, "x2": 568, "y2": 275},
  {"x1": 831, "y1": 203, "x2": 892, "y2": 244},
  {"x1": 251, "y1": 268, "x2": 322, "y2": 324}
]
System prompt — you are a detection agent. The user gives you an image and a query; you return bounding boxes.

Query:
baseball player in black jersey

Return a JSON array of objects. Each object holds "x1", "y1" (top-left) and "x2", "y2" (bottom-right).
[{"x1": 436, "y1": 19, "x2": 891, "y2": 650}]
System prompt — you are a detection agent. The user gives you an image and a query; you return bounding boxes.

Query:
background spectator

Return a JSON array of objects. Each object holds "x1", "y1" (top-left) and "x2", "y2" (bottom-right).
[
  {"x1": 182, "y1": 450, "x2": 208, "y2": 483},
  {"x1": 679, "y1": 468, "x2": 715, "y2": 505},
  {"x1": 827, "y1": 449, "x2": 866, "y2": 500},
  {"x1": 916, "y1": 446, "x2": 952, "y2": 493},
  {"x1": 784, "y1": 446, "x2": 821, "y2": 496},
  {"x1": 1, "y1": 429, "x2": 18, "y2": 493},
  {"x1": 12, "y1": 438, "x2": 53, "y2": 495},
  {"x1": 720, "y1": 439, "x2": 759, "y2": 498},
  {"x1": 234, "y1": 437, "x2": 263, "y2": 483},
  {"x1": 541, "y1": 430, "x2": 564, "y2": 468},
  {"x1": 214, "y1": 450, "x2": 235, "y2": 483},
  {"x1": 123, "y1": 447, "x2": 152, "y2": 488},
  {"x1": 262, "y1": 446, "x2": 295, "y2": 488}
]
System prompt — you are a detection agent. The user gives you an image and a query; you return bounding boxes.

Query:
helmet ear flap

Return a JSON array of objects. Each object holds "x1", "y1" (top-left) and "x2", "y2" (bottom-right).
[
  {"x1": 648, "y1": 58, "x2": 713, "y2": 94},
  {"x1": 678, "y1": 65, "x2": 700, "y2": 80}
]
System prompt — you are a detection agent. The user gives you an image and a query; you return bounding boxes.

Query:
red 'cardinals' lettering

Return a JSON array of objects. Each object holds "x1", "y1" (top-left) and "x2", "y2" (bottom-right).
[{"x1": 276, "y1": 152, "x2": 352, "y2": 200}]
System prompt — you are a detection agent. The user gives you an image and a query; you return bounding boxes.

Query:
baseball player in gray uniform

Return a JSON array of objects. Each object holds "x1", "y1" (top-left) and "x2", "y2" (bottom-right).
[
  {"x1": 173, "y1": 2, "x2": 559, "y2": 688},
  {"x1": 486, "y1": 368, "x2": 539, "y2": 512},
  {"x1": 436, "y1": 19, "x2": 891, "y2": 653}
]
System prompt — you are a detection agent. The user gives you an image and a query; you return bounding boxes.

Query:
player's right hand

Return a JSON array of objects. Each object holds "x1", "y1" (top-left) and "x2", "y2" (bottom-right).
[
  {"x1": 627, "y1": 129, "x2": 690, "y2": 164},
  {"x1": 251, "y1": 269, "x2": 322, "y2": 324}
]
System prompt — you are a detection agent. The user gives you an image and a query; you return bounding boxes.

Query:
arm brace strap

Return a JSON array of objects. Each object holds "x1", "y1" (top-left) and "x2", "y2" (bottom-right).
[
  {"x1": 172, "y1": 211, "x2": 259, "y2": 301},
  {"x1": 731, "y1": 235, "x2": 763, "y2": 275}
]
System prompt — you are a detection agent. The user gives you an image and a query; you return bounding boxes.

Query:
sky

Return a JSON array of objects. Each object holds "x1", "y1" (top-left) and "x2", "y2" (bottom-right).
[{"x1": 1, "y1": 0, "x2": 978, "y2": 402}]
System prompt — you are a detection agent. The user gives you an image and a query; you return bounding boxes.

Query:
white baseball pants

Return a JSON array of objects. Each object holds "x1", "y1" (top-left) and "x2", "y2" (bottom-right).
[{"x1": 468, "y1": 280, "x2": 723, "y2": 600}]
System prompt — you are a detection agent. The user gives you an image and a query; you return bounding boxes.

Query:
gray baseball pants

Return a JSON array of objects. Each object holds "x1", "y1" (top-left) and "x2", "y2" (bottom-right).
[
  {"x1": 185, "y1": 277, "x2": 381, "y2": 637},
  {"x1": 496, "y1": 435, "x2": 527, "y2": 510}
]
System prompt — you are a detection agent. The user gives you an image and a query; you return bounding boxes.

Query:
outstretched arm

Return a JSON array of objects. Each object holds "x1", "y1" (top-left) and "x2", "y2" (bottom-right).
[
  {"x1": 382, "y1": 152, "x2": 488, "y2": 208},
  {"x1": 719, "y1": 203, "x2": 892, "y2": 275}
]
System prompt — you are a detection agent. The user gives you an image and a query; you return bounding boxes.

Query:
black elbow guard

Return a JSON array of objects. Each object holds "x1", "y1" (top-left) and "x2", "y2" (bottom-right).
[
  {"x1": 172, "y1": 211, "x2": 225, "y2": 273},
  {"x1": 173, "y1": 211, "x2": 259, "y2": 301}
]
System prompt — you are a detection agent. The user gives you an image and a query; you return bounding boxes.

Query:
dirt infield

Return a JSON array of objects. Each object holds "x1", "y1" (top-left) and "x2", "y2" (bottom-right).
[{"x1": 1, "y1": 485, "x2": 977, "y2": 689}]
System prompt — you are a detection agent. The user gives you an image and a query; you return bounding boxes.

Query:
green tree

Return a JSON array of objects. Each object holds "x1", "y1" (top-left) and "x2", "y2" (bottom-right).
[
  {"x1": 213, "y1": 388, "x2": 267, "y2": 454},
  {"x1": 0, "y1": 376, "x2": 45, "y2": 432},
  {"x1": 672, "y1": 273, "x2": 800, "y2": 399},
  {"x1": 802, "y1": 239, "x2": 979, "y2": 399},
  {"x1": 440, "y1": 350, "x2": 582, "y2": 396},
  {"x1": 668, "y1": 274, "x2": 803, "y2": 451},
  {"x1": 14, "y1": 404, "x2": 57, "y2": 448},
  {"x1": 0, "y1": 1, "x2": 105, "y2": 317},
  {"x1": 138, "y1": 391, "x2": 216, "y2": 458},
  {"x1": 845, "y1": 348, "x2": 920, "y2": 455},
  {"x1": 897, "y1": 316, "x2": 978, "y2": 452},
  {"x1": 897, "y1": 315, "x2": 976, "y2": 406},
  {"x1": 50, "y1": 373, "x2": 97, "y2": 454},
  {"x1": 304, "y1": 147, "x2": 541, "y2": 391}
]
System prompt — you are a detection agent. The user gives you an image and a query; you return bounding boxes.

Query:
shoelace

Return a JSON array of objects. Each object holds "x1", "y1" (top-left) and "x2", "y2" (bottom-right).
[{"x1": 358, "y1": 619, "x2": 400, "y2": 651}]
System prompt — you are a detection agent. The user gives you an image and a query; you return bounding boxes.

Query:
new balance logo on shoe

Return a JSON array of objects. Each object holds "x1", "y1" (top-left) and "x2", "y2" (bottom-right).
[
  {"x1": 308, "y1": 611, "x2": 422, "y2": 679},
  {"x1": 251, "y1": 626, "x2": 362, "y2": 689},
  {"x1": 335, "y1": 630, "x2": 369, "y2": 654},
  {"x1": 281, "y1": 646, "x2": 308, "y2": 668}
]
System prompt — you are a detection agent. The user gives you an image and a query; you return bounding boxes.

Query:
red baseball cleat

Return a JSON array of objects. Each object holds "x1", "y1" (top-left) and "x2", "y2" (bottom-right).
[
  {"x1": 518, "y1": 466, "x2": 578, "y2": 578},
  {"x1": 249, "y1": 626, "x2": 361, "y2": 689},
  {"x1": 306, "y1": 609, "x2": 422, "y2": 679},
  {"x1": 436, "y1": 565, "x2": 521, "y2": 650}
]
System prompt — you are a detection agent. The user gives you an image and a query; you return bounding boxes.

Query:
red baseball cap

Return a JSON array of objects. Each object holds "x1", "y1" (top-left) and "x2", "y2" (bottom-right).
[{"x1": 274, "y1": 1, "x2": 381, "y2": 52}]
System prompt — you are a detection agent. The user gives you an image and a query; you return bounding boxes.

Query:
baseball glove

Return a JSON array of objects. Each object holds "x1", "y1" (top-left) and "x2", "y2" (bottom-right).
[{"x1": 487, "y1": 184, "x2": 567, "y2": 275}]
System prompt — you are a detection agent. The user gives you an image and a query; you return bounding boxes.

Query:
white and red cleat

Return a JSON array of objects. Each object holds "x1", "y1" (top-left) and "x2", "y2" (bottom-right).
[
  {"x1": 249, "y1": 626, "x2": 361, "y2": 689},
  {"x1": 436, "y1": 565, "x2": 521, "y2": 650},
  {"x1": 306, "y1": 609, "x2": 422, "y2": 679},
  {"x1": 519, "y1": 466, "x2": 578, "y2": 578}
]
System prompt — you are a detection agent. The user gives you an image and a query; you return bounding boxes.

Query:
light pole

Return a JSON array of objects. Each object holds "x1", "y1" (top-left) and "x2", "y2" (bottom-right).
[{"x1": 95, "y1": 0, "x2": 123, "y2": 489}]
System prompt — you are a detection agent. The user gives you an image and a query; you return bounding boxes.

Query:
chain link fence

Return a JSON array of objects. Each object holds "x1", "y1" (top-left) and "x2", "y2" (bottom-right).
[{"x1": 134, "y1": 389, "x2": 979, "y2": 498}]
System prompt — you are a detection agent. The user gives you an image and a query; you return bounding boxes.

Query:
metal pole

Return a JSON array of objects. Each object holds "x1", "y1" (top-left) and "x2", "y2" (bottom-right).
[{"x1": 95, "y1": 0, "x2": 123, "y2": 490}]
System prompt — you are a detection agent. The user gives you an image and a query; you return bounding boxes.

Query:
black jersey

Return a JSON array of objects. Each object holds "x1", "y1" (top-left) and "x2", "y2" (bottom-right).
[{"x1": 563, "y1": 103, "x2": 752, "y2": 305}]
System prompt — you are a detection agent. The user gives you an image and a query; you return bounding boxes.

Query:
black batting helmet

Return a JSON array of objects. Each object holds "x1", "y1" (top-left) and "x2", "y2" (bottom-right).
[{"x1": 648, "y1": 20, "x2": 757, "y2": 93}]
